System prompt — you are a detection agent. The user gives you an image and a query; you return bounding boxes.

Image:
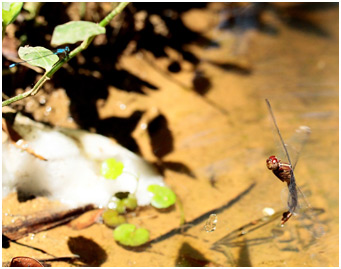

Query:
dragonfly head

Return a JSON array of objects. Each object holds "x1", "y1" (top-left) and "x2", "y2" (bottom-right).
[{"x1": 266, "y1": 155, "x2": 280, "y2": 170}]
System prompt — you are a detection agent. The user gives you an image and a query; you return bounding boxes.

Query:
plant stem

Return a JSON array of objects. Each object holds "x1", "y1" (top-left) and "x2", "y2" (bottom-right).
[
  {"x1": 2, "y1": 2, "x2": 130, "y2": 107},
  {"x1": 99, "y1": 2, "x2": 129, "y2": 27},
  {"x1": 177, "y1": 197, "x2": 186, "y2": 226}
]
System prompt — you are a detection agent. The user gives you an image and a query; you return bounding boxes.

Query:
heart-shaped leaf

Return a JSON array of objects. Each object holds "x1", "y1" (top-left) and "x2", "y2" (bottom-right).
[
  {"x1": 15, "y1": 46, "x2": 60, "y2": 71},
  {"x1": 113, "y1": 224, "x2": 149, "y2": 247},
  {"x1": 147, "y1": 185, "x2": 176, "y2": 209},
  {"x1": 123, "y1": 194, "x2": 137, "y2": 210},
  {"x1": 102, "y1": 209, "x2": 126, "y2": 228},
  {"x1": 51, "y1": 21, "x2": 105, "y2": 46},
  {"x1": 100, "y1": 158, "x2": 124, "y2": 180}
]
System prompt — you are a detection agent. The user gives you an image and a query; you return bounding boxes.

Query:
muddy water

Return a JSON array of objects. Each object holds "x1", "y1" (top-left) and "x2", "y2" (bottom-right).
[{"x1": 3, "y1": 4, "x2": 338, "y2": 267}]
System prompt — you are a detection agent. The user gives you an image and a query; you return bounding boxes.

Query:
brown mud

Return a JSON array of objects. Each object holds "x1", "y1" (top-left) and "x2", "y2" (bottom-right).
[{"x1": 2, "y1": 3, "x2": 338, "y2": 266}]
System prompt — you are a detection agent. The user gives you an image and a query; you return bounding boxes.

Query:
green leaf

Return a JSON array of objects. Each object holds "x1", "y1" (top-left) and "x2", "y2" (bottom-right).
[
  {"x1": 102, "y1": 209, "x2": 126, "y2": 228},
  {"x1": 123, "y1": 194, "x2": 137, "y2": 211},
  {"x1": 115, "y1": 200, "x2": 126, "y2": 214},
  {"x1": 147, "y1": 185, "x2": 176, "y2": 209},
  {"x1": 100, "y1": 158, "x2": 124, "y2": 180},
  {"x1": 51, "y1": 21, "x2": 106, "y2": 46},
  {"x1": 2, "y1": 2, "x2": 23, "y2": 26},
  {"x1": 110, "y1": 194, "x2": 137, "y2": 213},
  {"x1": 113, "y1": 224, "x2": 149, "y2": 247},
  {"x1": 16, "y1": 46, "x2": 60, "y2": 71}
]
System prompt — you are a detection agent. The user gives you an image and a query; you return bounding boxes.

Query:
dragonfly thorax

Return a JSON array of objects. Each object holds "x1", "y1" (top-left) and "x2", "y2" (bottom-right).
[{"x1": 266, "y1": 155, "x2": 292, "y2": 185}]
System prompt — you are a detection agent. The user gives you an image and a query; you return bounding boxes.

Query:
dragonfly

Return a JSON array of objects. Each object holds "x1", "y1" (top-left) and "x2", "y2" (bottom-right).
[
  {"x1": 265, "y1": 99, "x2": 311, "y2": 226},
  {"x1": 9, "y1": 46, "x2": 70, "y2": 68}
]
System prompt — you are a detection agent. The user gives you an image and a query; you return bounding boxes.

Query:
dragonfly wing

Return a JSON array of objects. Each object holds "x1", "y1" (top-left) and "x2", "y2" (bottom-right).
[
  {"x1": 295, "y1": 188, "x2": 327, "y2": 239},
  {"x1": 285, "y1": 126, "x2": 311, "y2": 170},
  {"x1": 266, "y1": 100, "x2": 311, "y2": 170},
  {"x1": 296, "y1": 185, "x2": 311, "y2": 210},
  {"x1": 280, "y1": 187, "x2": 289, "y2": 208},
  {"x1": 266, "y1": 99, "x2": 292, "y2": 166},
  {"x1": 281, "y1": 183, "x2": 308, "y2": 213}
]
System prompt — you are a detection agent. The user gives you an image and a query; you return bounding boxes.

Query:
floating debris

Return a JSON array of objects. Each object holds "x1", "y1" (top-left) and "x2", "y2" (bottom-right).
[
  {"x1": 262, "y1": 207, "x2": 275, "y2": 217},
  {"x1": 204, "y1": 214, "x2": 218, "y2": 232}
]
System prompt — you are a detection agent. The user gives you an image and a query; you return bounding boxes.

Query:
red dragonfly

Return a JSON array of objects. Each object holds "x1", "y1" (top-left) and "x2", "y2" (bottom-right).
[{"x1": 265, "y1": 99, "x2": 311, "y2": 225}]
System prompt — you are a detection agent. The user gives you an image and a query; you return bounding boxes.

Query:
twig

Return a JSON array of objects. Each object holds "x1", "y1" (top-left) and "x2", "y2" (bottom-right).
[
  {"x1": 2, "y1": 2, "x2": 130, "y2": 107},
  {"x1": 3, "y1": 204, "x2": 95, "y2": 240}
]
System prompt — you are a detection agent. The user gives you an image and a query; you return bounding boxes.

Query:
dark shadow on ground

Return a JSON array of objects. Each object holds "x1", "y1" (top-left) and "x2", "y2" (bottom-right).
[{"x1": 67, "y1": 236, "x2": 107, "y2": 266}]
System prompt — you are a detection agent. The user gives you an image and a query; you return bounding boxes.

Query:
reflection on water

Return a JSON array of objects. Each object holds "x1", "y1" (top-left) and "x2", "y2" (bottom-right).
[{"x1": 211, "y1": 206, "x2": 327, "y2": 266}]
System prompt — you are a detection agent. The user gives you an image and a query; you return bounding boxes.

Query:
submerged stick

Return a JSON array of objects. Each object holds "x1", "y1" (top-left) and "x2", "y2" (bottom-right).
[{"x1": 3, "y1": 204, "x2": 95, "y2": 240}]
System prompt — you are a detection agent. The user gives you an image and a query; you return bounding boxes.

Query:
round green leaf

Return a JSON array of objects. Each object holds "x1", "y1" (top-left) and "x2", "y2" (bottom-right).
[
  {"x1": 102, "y1": 209, "x2": 126, "y2": 228},
  {"x1": 2, "y1": 2, "x2": 23, "y2": 26},
  {"x1": 147, "y1": 185, "x2": 176, "y2": 209},
  {"x1": 123, "y1": 194, "x2": 137, "y2": 211},
  {"x1": 100, "y1": 158, "x2": 124, "y2": 180},
  {"x1": 51, "y1": 21, "x2": 106, "y2": 46},
  {"x1": 115, "y1": 200, "x2": 126, "y2": 214},
  {"x1": 114, "y1": 224, "x2": 149, "y2": 247},
  {"x1": 15, "y1": 46, "x2": 60, "y2": 71},
  {"x1": 110, "y1": 194, "x2": 137, "y2": 213}
]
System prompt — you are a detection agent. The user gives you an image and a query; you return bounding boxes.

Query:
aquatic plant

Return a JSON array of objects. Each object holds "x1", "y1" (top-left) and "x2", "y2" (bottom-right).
[
  {"x1": 100, "y1": 158, "x2": 176, "y2": 247},
  {"x1": 102, "y1": 209, "x2": 126, "y2": 228},
  {"x1": 109, "y1": 193, "x2": 138, "y2": 214},
  {"x1": 147, "y1": 184, "x2": 176, "y2": 209},
  {"x1": 100, "y1": 158, "x2": 124, "y2": 180},
  {"x1": 113, "y1": 223, "x2": 149, "y2": 247}
]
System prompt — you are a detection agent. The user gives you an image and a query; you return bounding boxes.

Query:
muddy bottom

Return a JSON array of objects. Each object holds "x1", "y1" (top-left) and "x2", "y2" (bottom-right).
[{"x1": 2, "y1": 3, "x2": 338, "y2": 267}]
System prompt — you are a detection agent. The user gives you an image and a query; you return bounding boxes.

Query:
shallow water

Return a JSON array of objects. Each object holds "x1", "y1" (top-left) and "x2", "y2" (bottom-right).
[{"x1": 3, "y1": 3, "x2": 338, "y2": 266}]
